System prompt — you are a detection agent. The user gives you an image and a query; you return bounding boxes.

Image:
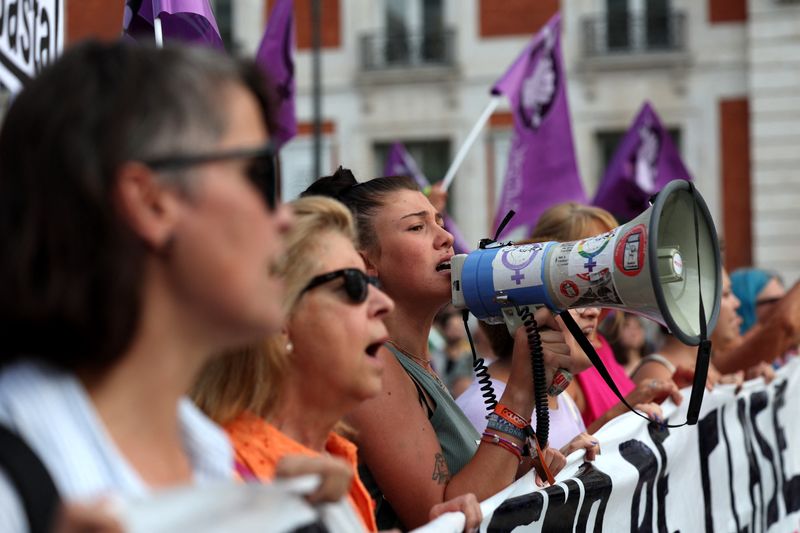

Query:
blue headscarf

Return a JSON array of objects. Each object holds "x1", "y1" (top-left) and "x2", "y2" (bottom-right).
[{"x1": 730, "y1": 268, "x2": 772, "y2": 334}]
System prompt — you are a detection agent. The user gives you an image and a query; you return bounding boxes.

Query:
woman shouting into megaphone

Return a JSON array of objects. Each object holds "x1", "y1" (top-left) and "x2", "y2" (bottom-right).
[{"x1": 302, "y1": 169, "x2": 580, "y2": 530}]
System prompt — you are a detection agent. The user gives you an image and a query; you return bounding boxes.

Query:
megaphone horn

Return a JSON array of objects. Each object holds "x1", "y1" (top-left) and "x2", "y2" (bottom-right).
[{"x1": 451, "y1": 179, "x2": 722, "y2": 346}]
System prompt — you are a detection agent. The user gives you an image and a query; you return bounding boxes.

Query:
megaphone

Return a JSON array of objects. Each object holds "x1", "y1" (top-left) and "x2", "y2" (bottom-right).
[{"x1": 451, "y1": 180, "x2": 722, "y2": 346}]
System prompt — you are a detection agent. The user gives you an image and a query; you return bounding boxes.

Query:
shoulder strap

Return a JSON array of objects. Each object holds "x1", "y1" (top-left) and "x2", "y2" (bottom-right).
[
  {"x1": 0, "y1": 424, "x2": 61, "y2": 533},
  {"x1": 389, "y1": 347, "x2": 435, "y2": 419}
]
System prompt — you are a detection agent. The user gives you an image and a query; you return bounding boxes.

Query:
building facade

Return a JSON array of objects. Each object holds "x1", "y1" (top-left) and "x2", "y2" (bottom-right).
[{"x1": 3, "y1": 0, "x2": 798, "y2": 281}]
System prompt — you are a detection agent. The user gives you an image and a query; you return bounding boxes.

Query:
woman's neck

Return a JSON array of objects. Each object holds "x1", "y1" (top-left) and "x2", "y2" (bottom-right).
[
  {"x1": 383, "y1": 298, "x2": 440, "y2": 358},
  {"x1": 80, "y1": 267, "x2": 218, "y2": 487},
  {"x1": 270, "y1": 376, "x2": 349, "y2": 452}
]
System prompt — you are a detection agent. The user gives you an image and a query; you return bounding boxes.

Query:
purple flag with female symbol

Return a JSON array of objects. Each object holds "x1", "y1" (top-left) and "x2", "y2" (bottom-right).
[
  {"x1": 256, "y1": 0, "x2": 296, "y2": 150},
  {"x1": 122, "y1": 0, "x2": 224, "y2": 50},
  {"x1": 593, "y1": 101, "x2": 692, "y2": 222},
  {"x1": 491, "y1": 13, "x2": 585, "y2": 240},
  {"x1": 384, "y1": 143, "x2": 471, "y2": 253}
]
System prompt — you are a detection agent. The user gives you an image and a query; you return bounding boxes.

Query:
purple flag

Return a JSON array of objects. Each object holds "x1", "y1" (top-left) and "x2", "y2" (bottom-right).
[
  {"x1": 256, "y1": 0, "x2": 296, "y2": 150},
  {"x1": 491, "y1": 13, "x2": 586, "y2": 240},
  {"x1": 384, "y1": 142, "x2": 429, "y2": 190},
  {"x1": 122, "y1": 0, "x2": 224, "y2": 50},
  {"x1": 593, "y1": 102, "x2": 692, "y2": 222},
  {"x1": 384, "y1": 142, "x2": 471, "y2": 253}
]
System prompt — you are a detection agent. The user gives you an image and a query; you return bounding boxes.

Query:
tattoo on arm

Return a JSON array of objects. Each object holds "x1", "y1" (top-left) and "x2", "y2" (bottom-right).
[{"x1": 431, "y1": 453, "x2": 451, "y2": 485}]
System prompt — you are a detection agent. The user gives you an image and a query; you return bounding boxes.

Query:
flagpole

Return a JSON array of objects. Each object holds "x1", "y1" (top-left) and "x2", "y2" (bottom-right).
[
  {"x1": 440, "y1": 95, "x2": 501, "y2": 192},
  {"x1": 154, "y1": 16, "x2": 164, "y2": 47}
]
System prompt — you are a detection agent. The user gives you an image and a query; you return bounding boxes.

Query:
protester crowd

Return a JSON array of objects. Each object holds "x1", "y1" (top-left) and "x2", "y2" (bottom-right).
[{"x1": 1, "y1": 34, "x2": 800, "y2": 533}]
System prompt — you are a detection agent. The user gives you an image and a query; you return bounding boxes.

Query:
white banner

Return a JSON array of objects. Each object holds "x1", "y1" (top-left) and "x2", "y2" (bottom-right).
[
  {"x1": 422, "y1": 357, "x2": 800, "y2": 533},
  {"x1": 0, "y1": 0, "x2": 63, "y2": 93}
]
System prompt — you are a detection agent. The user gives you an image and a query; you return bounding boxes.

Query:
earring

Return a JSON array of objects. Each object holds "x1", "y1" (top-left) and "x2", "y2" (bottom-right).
[{"x1": 285, "y1": 341, "x2": 293, "y2": 353}]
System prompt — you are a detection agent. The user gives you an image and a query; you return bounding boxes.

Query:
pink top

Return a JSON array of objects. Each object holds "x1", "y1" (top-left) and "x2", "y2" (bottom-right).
[{"x1": 575, "y1": 334, "x2": 635, "y2": 427}]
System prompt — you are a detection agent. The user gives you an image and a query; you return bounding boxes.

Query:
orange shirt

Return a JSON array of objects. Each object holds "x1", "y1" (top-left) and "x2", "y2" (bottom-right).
[{"x1": 225, "y1": 411, "x2": 377, "y2": 532}]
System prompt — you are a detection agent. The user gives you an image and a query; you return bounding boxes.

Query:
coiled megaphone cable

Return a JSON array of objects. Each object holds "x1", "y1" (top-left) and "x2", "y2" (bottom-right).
[
  {"x1": 462, "y1": 310, "x2": 498, "y2": 411},
  {"x1": 515, "y1": 305, "x2": 550, "y2": 450}
]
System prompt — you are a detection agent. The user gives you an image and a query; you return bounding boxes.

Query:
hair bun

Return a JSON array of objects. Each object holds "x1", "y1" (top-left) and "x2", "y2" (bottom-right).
[{"x1": 301, "y1": 166, "x2": 358, "y2": 199}]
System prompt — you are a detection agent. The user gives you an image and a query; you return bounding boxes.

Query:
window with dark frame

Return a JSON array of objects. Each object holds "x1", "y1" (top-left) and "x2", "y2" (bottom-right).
[{"x1": 373, "y1": 140, "x2": 451, "y2": 183}]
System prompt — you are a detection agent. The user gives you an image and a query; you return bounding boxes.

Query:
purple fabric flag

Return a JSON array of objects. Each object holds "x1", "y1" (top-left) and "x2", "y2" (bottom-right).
[
  {"x1": 592, "y1": 101, "x2": 692, "y2": 222},
  {"x1": 384, "y1": 142, "x2": 429, "y2": 190},
  {"x1": 122, "y1": 0, "x2": 224, "y2": 50},
  {"x1": 383, "y1": 142, "x2": 472, "y2": 253},
  {"x1": 491, "y1": 13, "x2": 586, "y2": 240},
  {"x1": 256, "y1": 0, "x2": 297, "y2": 150}
]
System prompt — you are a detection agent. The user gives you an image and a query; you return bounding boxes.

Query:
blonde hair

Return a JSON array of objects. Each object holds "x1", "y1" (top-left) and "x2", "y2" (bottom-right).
[
  {"x1": 191, "y1": 196, "x2": 357, "y2": 424},
  {"x1": 531, "y1": 202, "x2": 618, "y2": 242}
]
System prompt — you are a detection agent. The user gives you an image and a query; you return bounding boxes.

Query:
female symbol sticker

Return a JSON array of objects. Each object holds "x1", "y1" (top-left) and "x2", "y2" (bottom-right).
[
  {"x1": 577, "y1": 232, "x2": 612, "y2": 273},
  {"x1": 492, "y1": 244, "x2": 544, "y2": 291},
  {"x1": 568, "y1": 229, "x2": 617, "y2": 279}
]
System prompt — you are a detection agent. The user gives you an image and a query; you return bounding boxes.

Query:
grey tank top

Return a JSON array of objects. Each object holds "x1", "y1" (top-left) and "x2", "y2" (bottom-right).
[{"x1": 359, "y1": 344, "x2": 480, "y2": 530}]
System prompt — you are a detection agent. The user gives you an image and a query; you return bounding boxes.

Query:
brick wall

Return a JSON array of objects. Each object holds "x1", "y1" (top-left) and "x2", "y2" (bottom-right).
[
  {"x1": 296, "y1": 120, "x2": 335, "y2": 135},
  {"x1": 708, "y1": 0, "x2": 747, "y2": 24},
  {"x1": 267, "y1": 0, "x2": 340, "y2": 50},
  {"x1": 479, "y1": 0, "x2": 558, "y2": 38},
  {"x1": 67, "y1": 0, "x2": 125, "y2": 45},
  {"x1": 719, "y1": 98, "x2": 752, "y2": 270}
]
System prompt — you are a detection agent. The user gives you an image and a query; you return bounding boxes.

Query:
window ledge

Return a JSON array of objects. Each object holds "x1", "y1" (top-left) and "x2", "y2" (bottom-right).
[{"x1": 578, "y1": 51, "x2": 691, "y2": 73}]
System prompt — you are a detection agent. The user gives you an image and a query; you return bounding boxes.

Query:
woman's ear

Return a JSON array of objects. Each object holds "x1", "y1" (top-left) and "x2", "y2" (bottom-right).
[{"x1": 113, "y1": 162, "x2": 183, "y2": 251}]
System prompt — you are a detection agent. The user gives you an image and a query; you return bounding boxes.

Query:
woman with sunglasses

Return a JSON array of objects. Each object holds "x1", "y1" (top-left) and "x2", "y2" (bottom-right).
[
  {"x1": 0, "y1": 42, "x2": 299, "y2": 531},
  {"x1": 192, "y1": 196, "x2": 482, "y2": 532},
  {"x1": 302, "y1": 170, "x2": 573, "y2": 530}
]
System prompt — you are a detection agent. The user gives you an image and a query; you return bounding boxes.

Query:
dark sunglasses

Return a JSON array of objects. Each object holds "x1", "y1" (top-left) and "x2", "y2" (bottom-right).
[
  {"x1": 300, "y1": 268, "x2": 381, "y2": 304},
  {"x1": 142, "y1": 143, "x2": 277, "y2": 210}
]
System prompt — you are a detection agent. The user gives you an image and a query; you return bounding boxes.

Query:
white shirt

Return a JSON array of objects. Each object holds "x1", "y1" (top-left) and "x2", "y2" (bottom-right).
[
  {"x1": 456, "y1": 376, "x2": 586, "y2": 451},
  {"x1": 0, "y1": 360, "x2": 233, "y2": 533}
]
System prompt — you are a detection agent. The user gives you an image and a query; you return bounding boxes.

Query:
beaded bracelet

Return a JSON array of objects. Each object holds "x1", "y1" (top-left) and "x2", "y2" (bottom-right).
[
  {"x1": 494, "y1": 403, "x2": 529, "y2": 429},
  {"x1": 486, "y1": 413, "x2": 527, "y2": 442},
  {"x1": 481, "y1": 431, "x2": 523, "y2": 462}
]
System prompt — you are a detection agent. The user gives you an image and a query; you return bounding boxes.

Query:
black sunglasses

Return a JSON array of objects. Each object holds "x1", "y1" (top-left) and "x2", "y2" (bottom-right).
[
  {"x1": 300, "y1": 268, "x2": 381, "y2": 304},
  {"x1": 142, "y1": 143, "x2": 277, "y2": 210}
]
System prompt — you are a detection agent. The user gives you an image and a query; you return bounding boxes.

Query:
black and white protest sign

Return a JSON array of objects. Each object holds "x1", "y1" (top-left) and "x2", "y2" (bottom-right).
[
  {"x1": 0, "y1": 0, "x2": 62, "y2": 93},
  {"x1": 420, "y1": 358, "x2": 800, "y2": 533}
]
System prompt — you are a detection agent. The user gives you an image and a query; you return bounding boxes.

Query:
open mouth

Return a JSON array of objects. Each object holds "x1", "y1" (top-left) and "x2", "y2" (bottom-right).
[
  {"x1": 365, "y1": 342, "x2": 383, "y2": 358},
  {"x1": 435, "y1": 260, "x2": 451, "y2": 272}
]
